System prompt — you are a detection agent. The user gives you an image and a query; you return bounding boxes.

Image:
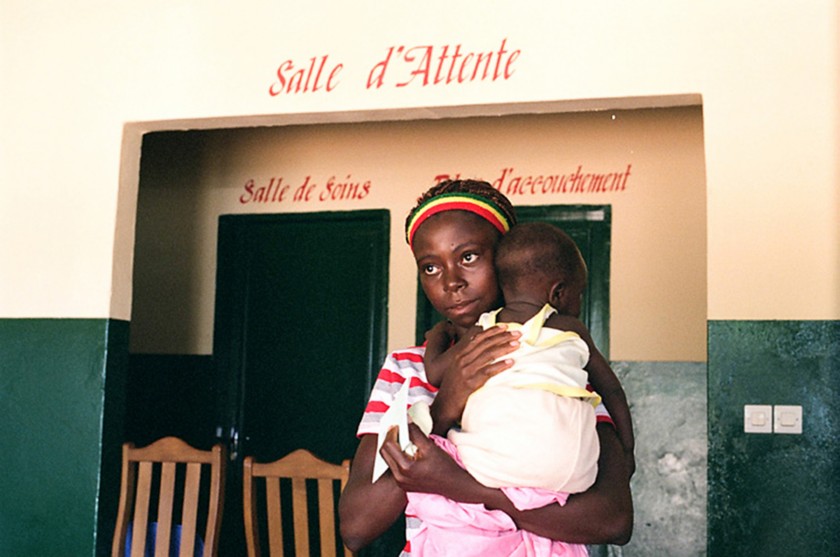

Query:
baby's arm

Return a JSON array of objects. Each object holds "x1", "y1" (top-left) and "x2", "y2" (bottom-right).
[
  {"x1": 549, "y1": 314, "x2": 636, "y2": 477},
  {"x1": 586, "y1": 340, "x2": 635, "y2": 477}
]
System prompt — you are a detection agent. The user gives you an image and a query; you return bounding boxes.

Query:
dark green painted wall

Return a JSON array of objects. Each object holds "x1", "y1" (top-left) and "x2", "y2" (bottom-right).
[
  {"x1": 4, "y1": 317, "x2": 838, "y2": 556},
  {"x1": 0, "y1": 318, "x2": 127, "y2": 557},
  {"x1": 708, "y1": 320, "x2": 840, "y2": 555}
]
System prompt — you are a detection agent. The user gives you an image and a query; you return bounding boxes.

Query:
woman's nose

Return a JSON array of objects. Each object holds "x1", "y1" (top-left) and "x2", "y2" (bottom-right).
[{"x1": 443, "y1": 268, "x2": 466, "y2": 292}]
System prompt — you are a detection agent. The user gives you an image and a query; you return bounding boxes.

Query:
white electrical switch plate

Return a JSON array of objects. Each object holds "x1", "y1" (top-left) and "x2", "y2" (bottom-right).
[
  {"x1": 774, "y1": 405, "x2": 802, "y2": 434},
  {"x1": 744, "y1": 405, "x2": 772, "y2": 433}
]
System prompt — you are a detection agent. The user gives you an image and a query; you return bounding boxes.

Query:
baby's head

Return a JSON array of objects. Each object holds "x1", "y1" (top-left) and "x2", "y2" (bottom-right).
[{"x1": 495, "y1": 222, "x2": 587, "y2": 317}]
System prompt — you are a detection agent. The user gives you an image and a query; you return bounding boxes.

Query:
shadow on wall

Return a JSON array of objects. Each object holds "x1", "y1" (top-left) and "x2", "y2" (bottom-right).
[{"x1": 125, "y1": 354, "x2": 216, "y2": 448}]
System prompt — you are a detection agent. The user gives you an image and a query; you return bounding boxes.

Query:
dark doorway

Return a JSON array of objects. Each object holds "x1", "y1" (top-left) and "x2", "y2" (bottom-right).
[{"x1": 213, "y1": 211, "x2": 390, "y2": 555}]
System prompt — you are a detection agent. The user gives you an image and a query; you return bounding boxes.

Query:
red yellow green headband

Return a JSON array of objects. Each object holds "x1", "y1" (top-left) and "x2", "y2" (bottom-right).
[{"x1": 406, "y1": 192, "x2": 513, "y2": 249}]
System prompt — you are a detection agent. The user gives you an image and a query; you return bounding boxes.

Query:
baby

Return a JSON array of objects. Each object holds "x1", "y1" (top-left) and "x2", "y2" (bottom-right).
[{"x1": 422, "y1": 221, "x2": 634, "y2": 492}]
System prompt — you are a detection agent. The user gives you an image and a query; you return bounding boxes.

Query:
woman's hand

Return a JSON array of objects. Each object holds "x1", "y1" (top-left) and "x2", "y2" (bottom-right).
[
  {"x1": 379, "y1": 424, "x2": 633, "y2": 546},
  {"x1": 380, "y1": 424, "x2": 497, "y2": 506},
  {"x1": 378, "y1": 425, "x2": 463, "y2": 492},
  {"x1": 429, "y1": 325, "x2": 520, "y2": 434}
]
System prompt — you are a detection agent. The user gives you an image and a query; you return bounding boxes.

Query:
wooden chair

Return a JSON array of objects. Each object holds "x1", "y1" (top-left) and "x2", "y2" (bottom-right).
[
  {"x1": 243, "y1": 449, "x2": 353, "y2": 557},
  {"x1": 111, "y1": 436, "x2": 226, "y2": 557}
]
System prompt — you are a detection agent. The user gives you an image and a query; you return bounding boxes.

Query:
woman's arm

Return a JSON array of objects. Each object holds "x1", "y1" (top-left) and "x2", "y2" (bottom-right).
[
  {"x1": 338, "y1": 434, "x2": 408, "y2": 552},
  {"x1": 380, "y1": 421, "x2": 633, "y2": 545}
]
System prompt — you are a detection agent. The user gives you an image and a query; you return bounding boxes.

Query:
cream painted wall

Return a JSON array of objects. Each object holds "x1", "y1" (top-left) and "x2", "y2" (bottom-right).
[
  {"x1": 131, "y1": 106, "x2": 706, "y2": 361},
  {"x1": 0, "y1": 1, "x2": 837, "y2": 320}
]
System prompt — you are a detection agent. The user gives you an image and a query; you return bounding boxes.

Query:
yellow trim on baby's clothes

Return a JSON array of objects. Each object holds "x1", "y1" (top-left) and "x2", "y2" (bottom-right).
[
  {"x1": 484, "y1": 304, "x2": 602, "y2": 406},
  {"x1": 513, "y1": 382, "x2": 602, "y2": 406}
]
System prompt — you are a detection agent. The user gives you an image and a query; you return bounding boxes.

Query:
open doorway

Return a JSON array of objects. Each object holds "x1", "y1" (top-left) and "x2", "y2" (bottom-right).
[{"x1": 119, "y1": 98, "x2": 708, "y2": 556}]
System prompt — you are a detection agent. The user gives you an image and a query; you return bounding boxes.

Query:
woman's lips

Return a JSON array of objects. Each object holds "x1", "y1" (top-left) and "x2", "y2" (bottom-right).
[{"x1": 446, "y1": 298, "x2": 477, "y2": 317}]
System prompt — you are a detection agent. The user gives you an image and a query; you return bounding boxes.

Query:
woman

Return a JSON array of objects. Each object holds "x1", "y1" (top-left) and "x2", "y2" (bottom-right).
[{"x1": 339, "y1": 179, "x2": 632, "y2": 555}]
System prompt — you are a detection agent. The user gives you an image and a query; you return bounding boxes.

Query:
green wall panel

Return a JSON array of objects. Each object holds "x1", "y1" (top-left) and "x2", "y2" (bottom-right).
[
  {"x1": 0, "y1": 318, "x2": 128, "y2": 557},
  {"x1": 4, "y1": 316, "x2": 836, "y2": 556},
  {"x1": 708, "y1": 320, "x2": 840, "y2": 556}
]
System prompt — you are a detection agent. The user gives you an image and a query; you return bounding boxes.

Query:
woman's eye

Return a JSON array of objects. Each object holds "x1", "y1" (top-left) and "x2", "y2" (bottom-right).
[
  {"x1": 462, "y1": 252, "x2": 478, "y2": 264},
  {"x1": 422, "y1": 264, "x2": 440, "y2": 275}
]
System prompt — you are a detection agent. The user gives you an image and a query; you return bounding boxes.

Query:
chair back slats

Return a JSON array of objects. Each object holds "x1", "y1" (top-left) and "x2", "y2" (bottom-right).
[
  {"x1": 154, "y1": 462, "x2": 176, "y2": 557},
  {"x1": 265, "y1": 477, "x2": 284, "y2": 555},
  {"x1": 203, "y1": 452, "x2": 225, "y2": 553},
  {"x1": 111, "y1": 436, "x2": 225, "y2": 557},
  {"x1": 130, "y1": 461, "x2": 154, "y2": 557},
  {"x1": 243, "y1": 458, "x2": 262, "y2": 556},
  {"x1": 290, "y1": 477, "x2": 310, "y2": 556},
  {"x1": 317, "y1": 478, "x2": 338, "y2": 555},
  {"x1": 113, "y1": 456, "x2": 136, "y2": 557},
  {"x1": 179, "y1": 461, "x2": 202, "y2": 557},
  {"x1": 243, "y1": 449, "x2": 354, "y2": 557}
]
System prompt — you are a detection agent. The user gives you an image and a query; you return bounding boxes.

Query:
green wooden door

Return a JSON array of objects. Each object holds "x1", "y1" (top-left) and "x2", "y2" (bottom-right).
[{"x1": 213, "y1": 211, "x2": 390, "y2": 556}]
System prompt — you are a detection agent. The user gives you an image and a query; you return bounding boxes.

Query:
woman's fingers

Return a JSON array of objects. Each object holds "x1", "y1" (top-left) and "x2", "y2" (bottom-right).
[
  {"x1": 379, "y1": 425, "x2": 420, "y2": 483},
  {"x1": 479, "y1": 357, "x2": 518, "y2": 378},
  {"x1": 379, "y1": 424, "x2": 461, "y2": 493},
  {"x1": 435, "y1": 327, "x2": 519, "y2": 417},
  {"x1": 458, "y1": 327, "x2": 521, "y2": 366},
  {"x1": 379, "y1": 426, "x2": 414, "y2": 473},
  {"x1": 455, "y1": 326, "x2": 520, "y2": 378},
  {"x1": 406, "y1": 423, "x2": 435, "y2": 456}
]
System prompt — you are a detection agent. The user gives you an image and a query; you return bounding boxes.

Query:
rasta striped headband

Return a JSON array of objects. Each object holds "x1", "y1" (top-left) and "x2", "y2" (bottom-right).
[{"x1": 406, "y1": 192, "x2": 513, "y2": 249}]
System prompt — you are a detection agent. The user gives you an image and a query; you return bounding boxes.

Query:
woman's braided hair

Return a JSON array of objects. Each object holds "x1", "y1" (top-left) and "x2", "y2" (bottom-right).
[{"x1": 404, "y1": 179, "x2": 517, "y2": 241}]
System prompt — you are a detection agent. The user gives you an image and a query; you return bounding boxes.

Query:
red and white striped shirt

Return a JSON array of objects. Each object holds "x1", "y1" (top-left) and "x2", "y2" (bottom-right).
[{"x1": 356, "y1": 344, "x2": 613, "y2": 556}]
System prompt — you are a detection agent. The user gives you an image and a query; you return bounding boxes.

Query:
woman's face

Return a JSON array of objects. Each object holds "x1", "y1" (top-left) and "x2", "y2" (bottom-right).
[{"x1": 412, "y1": 210, "x2": 502, "y2": 337}]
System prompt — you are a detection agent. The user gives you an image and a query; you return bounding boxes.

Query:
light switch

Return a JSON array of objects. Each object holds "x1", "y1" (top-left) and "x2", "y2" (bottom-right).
[
  {"x1": 774, "y1": 405, "x2": 802, "y2": 434},
  {"x1": 744, "y1": 405, "x2": 772, "y2": 433}
]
